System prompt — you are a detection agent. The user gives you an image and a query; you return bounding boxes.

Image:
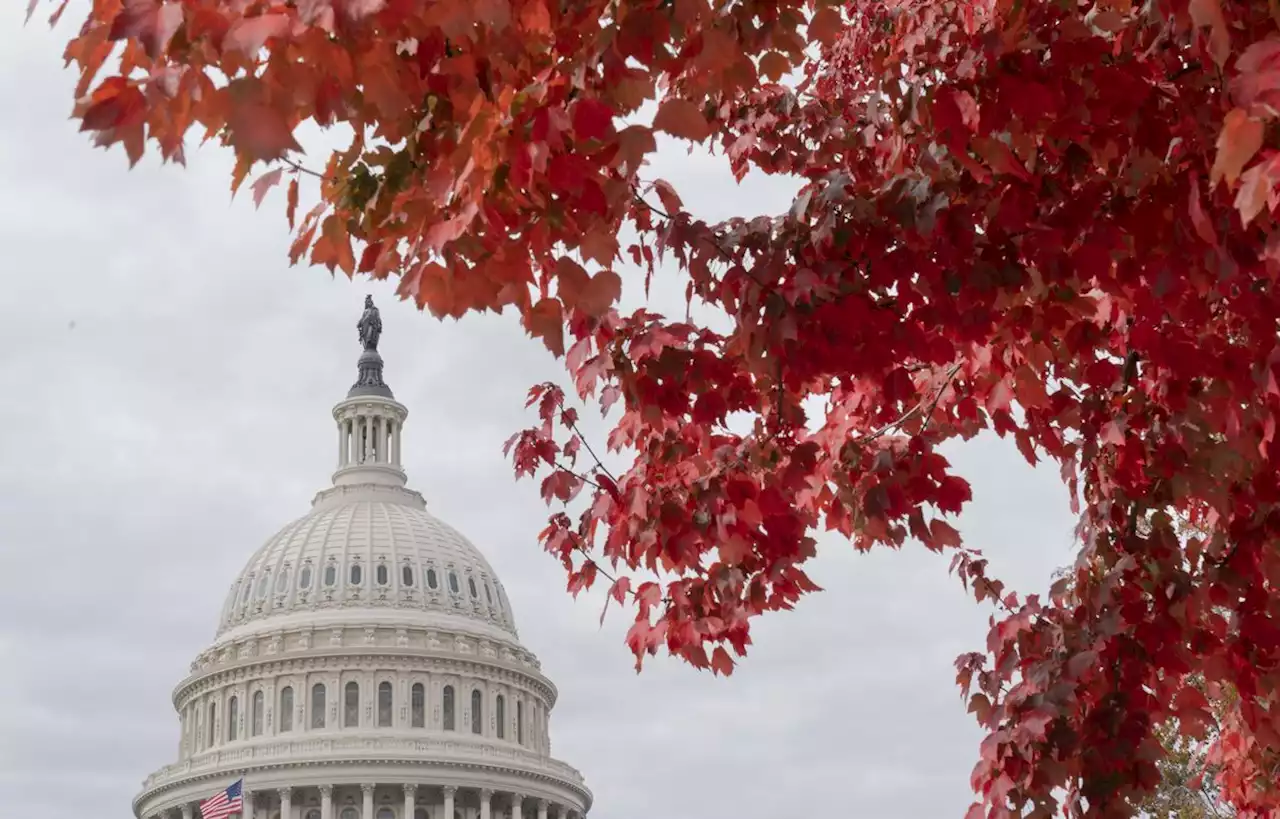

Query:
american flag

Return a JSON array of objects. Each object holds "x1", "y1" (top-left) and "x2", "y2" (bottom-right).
[{"x1": 199, "y1": 779, "x2": 244, "y2": 819}]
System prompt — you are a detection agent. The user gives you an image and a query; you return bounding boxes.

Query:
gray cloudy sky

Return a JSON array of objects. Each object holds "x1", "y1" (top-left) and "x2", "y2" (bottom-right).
[{"x1": 0, "y1": 6, "x2": 1078, "y2": 818}]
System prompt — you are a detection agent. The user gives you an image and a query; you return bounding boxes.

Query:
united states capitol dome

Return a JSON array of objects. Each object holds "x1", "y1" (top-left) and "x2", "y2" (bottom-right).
[
  {"x1": 216, "y1": 491, "x2": 521, "y2": 642},
  {"x1": 134, "y1": 298, "x2": 591, "y2": 819}
]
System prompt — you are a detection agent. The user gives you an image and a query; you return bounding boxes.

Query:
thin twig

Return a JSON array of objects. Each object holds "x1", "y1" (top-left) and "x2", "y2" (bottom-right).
[
  {"x1": 563, "y1": 420, "x2": 619, "y2": 485},
  {"x1": 552, "y1": 459, "x2": 603, "y2": 492},
  {"x1": 283, "y1": 158, "x2": 328, "y2": 181}
]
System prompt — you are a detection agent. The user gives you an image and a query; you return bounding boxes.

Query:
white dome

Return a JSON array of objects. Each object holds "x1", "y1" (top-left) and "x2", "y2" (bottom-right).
[
  {"x1": 134, "y1": 303, "x2": 591, "y2": 819},
  {"x1": 216, "y1": 485, "x2": 519, "y2": 641}
]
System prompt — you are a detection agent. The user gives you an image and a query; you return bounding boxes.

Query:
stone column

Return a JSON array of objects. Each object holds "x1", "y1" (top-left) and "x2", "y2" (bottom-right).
[
  {"x1": 403, "y1": 784, "x2": 417, "y2": 819},
  {"x1": 443, "y1": 786, "x2": 456, "y2": 819},
  {"x1": 279, "y1": 788, "x2": 292, "y2": 819},
  {"x1": 391, "y1": 420, "x2": 400, "y2": 465},
  {"x1": 243, "y1": 789, "x2": 255, "y2": 819},
  {"x1": 320, "y1": 785, "x2": 333, "y2": 819},
  {"x1": 182, "y1": 806, "x2": 193, "y2": 819},
  {"x1": 536, "y1": 800, "x2": 547, "y2": 819},
  {"x1": 479, "y1": 789, "x2": 492, "y2": 819},
  {"x1": 338, "y1": 417, "x2": 346, "y2": 466},
  {"x1": 362, "y1": 783, "x2": 375, "y2": 819},
  {"x1": 510, "y1": 794, "x2": 523, "y2": 819}
]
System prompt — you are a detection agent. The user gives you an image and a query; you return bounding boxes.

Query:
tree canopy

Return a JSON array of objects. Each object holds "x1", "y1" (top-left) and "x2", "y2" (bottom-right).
[{"x1": 37, "y1": 0, "x2": 1280, "y2": 814}]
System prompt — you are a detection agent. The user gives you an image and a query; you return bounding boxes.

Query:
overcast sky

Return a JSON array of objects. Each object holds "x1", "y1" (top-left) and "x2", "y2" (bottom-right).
[{"x1": 0, "y1": 6, "x2": 1079, "y2": 818}]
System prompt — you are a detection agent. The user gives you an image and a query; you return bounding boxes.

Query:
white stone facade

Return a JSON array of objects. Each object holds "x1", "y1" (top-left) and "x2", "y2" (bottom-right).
[{"x1": 133, "y1": 331, "x2": 591, "y2": 819}]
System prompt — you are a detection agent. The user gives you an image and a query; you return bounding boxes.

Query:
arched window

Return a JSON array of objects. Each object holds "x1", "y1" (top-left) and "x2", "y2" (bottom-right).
[
  {"x1": 349, "y1": 563, "x2": 363, "y2": 585},
  {"x1": 448, "y1": 572, "x2": 460, "y2": 594},
  {"x1": 402, "y1": 565, "x2": 414, "y2": 587},
  {"x1": 228, "y1": 695, "x2": 239, "y2": 741},
  {"x1": 426, "y1": 568, "x2": 438, "y2": 589},
  {"x1": 310, "y1": 683, "x2": 326, "y2": 729},
  {"x1": 378, "y1": 681, "x2": 393, "y2": 727},
  {"x1": 411, "y1": 683, "x2": 425, "y2": 728},
  {"x1": 207, "y1": 702, "x2": 217, "y2": 748},
  {"x1": 485, "y1": 584, "x2": 494, "y2": 604},
  {"x1": 239, "y1": 577, "x2": 253, "y2": 606},
  {"x1": 306, "y1": 811, "x2": 322, "y2": 819},
  {"x1": 377, "y1": 809, "x2": 395, "y2": 819},
  {"x1": 415, "y1": 811, "x2": 430, "y2": 819},
  {"x1": 471, "y1": 689, "x2": 483, "y2": 734},
  {"x1": 299, "y1": 564, "x2": 313, "y2": 590},
  {"x1": 256, "y1": 571, "x2": 271, "y2": 600},
  {"x1": 496, "y1": 695, "x2": 505, "y2": 739},
  {"x1": 344, "y1": 681, "x2": 360, "y2": 728},
  {"x1": 468, "y1": 577, "x2": 479, "y2": 598},
  {"x1": 279, "y1": 686, "x2": 294, "y2": 733},
  {"x1": 252, "y1": 690, "x2": 264, "y2": 736},
  {"x1": 376, "y1": 563, "x2": 389, "y2": 585},
  {"x1": 323, "y1": 562, "x2": 337, "y2": 587},
  {"x1": 275, "y1": 568, "x2": 290, "y2": 593},
  {"x1": 340, "y1": 809, "x2": 359, "y2": 819},
  {"x1": 442, "y1": 685, "x2": 455, "y2": 731},
  {"x1": 517, "y1": 700, "x2": 524, "y2": 745}
]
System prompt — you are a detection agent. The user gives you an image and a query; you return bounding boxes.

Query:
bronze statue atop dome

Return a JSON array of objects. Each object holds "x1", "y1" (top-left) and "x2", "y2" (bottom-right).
[
  {"x1": 349, "y1": 296, "x2": 393, "y2": 398},
  {"x1": 357, "y1": 294, "x2": 382, "y2": 352}
]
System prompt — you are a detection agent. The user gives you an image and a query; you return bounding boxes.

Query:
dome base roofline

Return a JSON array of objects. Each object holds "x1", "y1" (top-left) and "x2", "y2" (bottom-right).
[
  {"x1": 135, "y1": 752, "x2": 592, "y2": 818},
  {"x1": 330, "y1": 463, "x2": 410, "y2": 489},
  {"x1": 310, "y1": 483, "x2": 426, "y2": 512}
]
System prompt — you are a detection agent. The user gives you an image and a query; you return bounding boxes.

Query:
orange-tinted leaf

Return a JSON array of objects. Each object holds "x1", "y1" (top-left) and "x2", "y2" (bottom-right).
[
  {"x1": 517, "y1": 0, "x2": 552, "y2": 33},
  {"x1": 808, "y1": 6, "x2": 842, "y2": 46},
  {"x1": 653, "y1": 98, "x2": 710, "y2": 141},
  {"x1": 81, "y1": 81, "x2": 146, "y2": 132},
  {"x1": 929, "y1": 519, "x2": 963, "y2": 549},
  {"x1": 1211, "y1": 108, "x2": 1264, "y2": 188},
  {"x1": 524, "y1": 298, "x2": 565, "y2": 356},
  {"x1": 1188, "y1": 174, "x2": 1218, "y2": 246},
  {"x1": 710, "y1": 646, "x2": 735, "y2": 677},
  {"x1": 559, "y1": 260, "x2": 621, "y2": 318},
  {"x1": 224, "y1": 13, "x2": 289, "y2": 57},
  {"x1": 1189, "y1": 0, "x2": 1230, "y2": 66},
  {"x1": 1236, "y1": 163, "x2": 1271, "y2": 226},
  {"x1": 580, "y1": 229, "x2": 619, "y2": 266},
  {"x1": 759, "y1": 51, "x2": 790, "y2": 82},
  {"x1": 226, "y1": 81, "x2": 303, "y2": 162},
  {"x1": 652, "y1": 179, "x2": 682, "y2": 215},
  {"x1": 615, "y1": 125, "x2": 656, "y2": 176},
  {"x1": 285, "y1": 176, "x2": 299, "y2": 228}
]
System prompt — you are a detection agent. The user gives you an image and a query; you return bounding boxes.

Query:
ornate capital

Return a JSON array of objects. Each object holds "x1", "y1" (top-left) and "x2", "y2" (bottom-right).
[
  {"x1": 403, "y1": 784, "x2": 417, "y2": 797},
  {"x1": 479, "y1": 789, "x2": 493, "y2": 801},
  {"x1": 278, "y1": 787, "x2": 292, "y2": 800},
  {"x1": 319, "y1": 785, "x2": 334, "y2": 798},
  {"x1": 536, "y1": 800, "x2": 547, "y2": 809},
  {"x1": 361, "y1": 783, "x2": 376, "y2": 795},
  {"x1": 443, "y1": 786, "x2": 458, "y2": 797}
]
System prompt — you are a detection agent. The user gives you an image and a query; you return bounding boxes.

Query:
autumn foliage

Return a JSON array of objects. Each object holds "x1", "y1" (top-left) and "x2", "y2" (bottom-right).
[{"x1": 37, "y1": 0, "x2": 1280, "y2": 813}]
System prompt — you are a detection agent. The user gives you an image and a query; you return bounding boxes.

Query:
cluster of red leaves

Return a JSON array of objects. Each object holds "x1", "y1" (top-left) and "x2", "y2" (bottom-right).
[{"x1": 42, "y1": 0, "x2": 1280, "y2": 813}]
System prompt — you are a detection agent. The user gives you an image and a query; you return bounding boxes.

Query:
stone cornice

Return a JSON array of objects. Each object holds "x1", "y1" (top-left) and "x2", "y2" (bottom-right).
[{"x1": 134, "y1": 740, "x2": 592, "y2": 814}]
